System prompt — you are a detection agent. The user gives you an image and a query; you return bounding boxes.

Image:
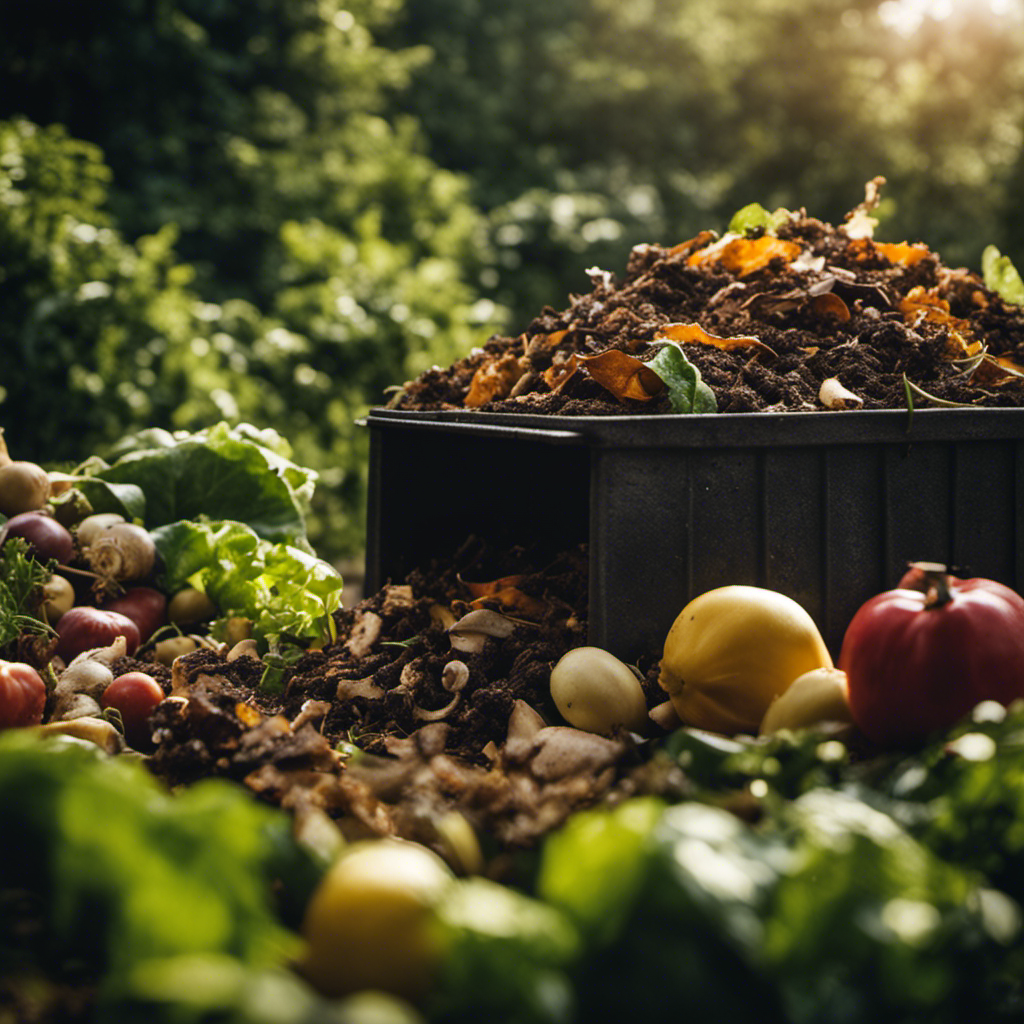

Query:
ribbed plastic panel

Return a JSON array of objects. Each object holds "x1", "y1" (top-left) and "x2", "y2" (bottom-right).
[{"x1": 364, "y1": 407, "x2": 1024, "y2": 659}]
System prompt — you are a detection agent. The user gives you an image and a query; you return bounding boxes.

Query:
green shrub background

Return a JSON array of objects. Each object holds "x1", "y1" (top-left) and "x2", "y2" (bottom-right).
[{"x1": 4, "y1": 0, "x2": 1024, "y2": 561}]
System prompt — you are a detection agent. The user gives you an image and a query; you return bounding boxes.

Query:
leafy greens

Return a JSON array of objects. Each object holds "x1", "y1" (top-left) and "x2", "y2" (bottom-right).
[
  {"x1": 72, "y1": 422, "x2": 317, "y2": 547},
  {"x1": 647, "y1": 341, "x2": 718, "y2": 413},
  {"x1": 152, "y1": 519, "x2": 343, "y2": 650},
  {"x1": 0, "y1": 536, "x2": 54, "y2": 653},
  {"x1": 0, "y1": 733, "x2": 422, "y2": 1024},
  {"x1": 982, "y1": 245, "x2": 1024, "y2": 307}
]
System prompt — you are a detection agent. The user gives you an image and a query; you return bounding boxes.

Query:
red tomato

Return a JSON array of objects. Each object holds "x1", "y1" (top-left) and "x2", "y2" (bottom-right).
[
  {"x1": 839, "y1": 571, "x2": 1024, "y2": 746},
  {"x1": 102, "y1": 672, "x2": 165, "y2": 749},
  {"x1": 0, "y1": 660, "x2": 47, "y2": 728}
]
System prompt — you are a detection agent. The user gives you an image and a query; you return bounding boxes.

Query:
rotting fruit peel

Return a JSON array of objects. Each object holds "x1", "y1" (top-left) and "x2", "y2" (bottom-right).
[
  {"x1": 658, "y1": 585, "x2": 833, "y2": 736},
  {"x1": 839, "y1": 567, "x2": 1024, "y2": 746}
]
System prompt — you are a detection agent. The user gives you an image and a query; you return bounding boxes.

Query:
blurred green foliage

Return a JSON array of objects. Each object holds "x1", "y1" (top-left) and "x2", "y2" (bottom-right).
[
  {"x1": 4, "y1": 0, "x2": 1024, "y2": 559},
  {"x1": 0, "y1": 0, "x2": 497, "y2": 559},
  {"x1": 386, "y1": 0, "x2": 1024, "y2": 323}
]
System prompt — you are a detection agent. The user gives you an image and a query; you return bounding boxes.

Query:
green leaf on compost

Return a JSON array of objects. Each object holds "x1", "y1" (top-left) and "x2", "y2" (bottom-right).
[
  {"x1": 982, "y1": 245, "x2": 1024, "y2": 306},
  {"x1": 728, "y1": 203, "x2": 793, "y2": 236},
  {"x1": 647, "y1": 341, "x2": 718, "y2": 414}
]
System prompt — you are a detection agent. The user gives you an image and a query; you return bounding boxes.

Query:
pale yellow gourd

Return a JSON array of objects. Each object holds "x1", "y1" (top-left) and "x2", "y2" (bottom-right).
[
  {"x1": 760, "y1": 666, "x2": 852, "y2": 735},
  {"x1": 299, "y1": 838, "x2": 453, "y2": 1000},
  {"x1": 658, "y1": 585, "x2": 832, "y2": 735}
]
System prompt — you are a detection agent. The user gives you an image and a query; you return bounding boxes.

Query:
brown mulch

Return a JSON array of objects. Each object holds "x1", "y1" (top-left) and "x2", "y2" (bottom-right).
[
  {"x1": 395, "y1": 188, "x2": 1024, "y2": 416},
  {"x1": 144, "y1": 539, "x2": 683, "y2": 860}
]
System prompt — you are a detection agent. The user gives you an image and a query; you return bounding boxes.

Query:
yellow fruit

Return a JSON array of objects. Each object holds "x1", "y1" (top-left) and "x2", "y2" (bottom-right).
[
  {"x1": 759, "y1": 666, "x2": 852, "y2": 735},
  {"x1": 658, "y1": 585, "x2": 832, "y2": 735},
  {"x1": 299, "y1": 838, "x2": 454, "y2": 1001},
  {"x1": 550, "y1": 646, "x2": 649, "y2": 735}
]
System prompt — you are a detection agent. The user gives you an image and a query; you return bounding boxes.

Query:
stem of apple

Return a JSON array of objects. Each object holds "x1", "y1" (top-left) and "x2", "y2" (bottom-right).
[{"x1": 922, "y1": 568, "x2": 954, "y2": 610}]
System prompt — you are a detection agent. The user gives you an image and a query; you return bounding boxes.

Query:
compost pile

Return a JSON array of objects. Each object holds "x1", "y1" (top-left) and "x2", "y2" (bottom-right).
[
  {"x1": 147, "y1": 539, "x2": 674, "y2": 853},
  {"x1": 396, "y1": 181, "x2": 1024, "y2": 415}
]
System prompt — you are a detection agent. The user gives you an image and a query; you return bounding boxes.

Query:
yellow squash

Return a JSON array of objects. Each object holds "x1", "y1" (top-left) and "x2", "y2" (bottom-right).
[
  {"x1": 299, "y1": 838, "x2": 454, "y2": 1000},
  {"x1": 658, "y1": 585, "x2": 832, "y2": 735}
]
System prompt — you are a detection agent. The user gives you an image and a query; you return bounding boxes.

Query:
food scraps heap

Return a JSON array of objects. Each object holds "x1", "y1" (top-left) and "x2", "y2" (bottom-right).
[
  {"x1": 395, "y1": 179, "x2": 1024, "y2": 415},
  {"x1": 146, "y1": 539, "x2": 672, "y2": 853}
]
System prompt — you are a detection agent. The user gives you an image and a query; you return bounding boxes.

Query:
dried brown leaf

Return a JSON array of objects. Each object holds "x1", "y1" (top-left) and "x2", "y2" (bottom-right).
[
  {"x1": 465, "y1": 352, "x2": 528, "y2": 407},
  {"x1": 577, "y1": 349, "x2": 665, "y2": 402},
  {"x1": 469, "y1": 587, "x2": 549, "y2": 619},
  {"x1": 810, "y1": 292, "x2": 852, "y2": 322},
  {"x1": 543, "y1": 353, "x2": 579, "y2": 393},
  {"x1": 899, "y1": 286, "x2": 981, "y2": 359},
  {"x1": 969, "y1": 354, "x2": 1024, "y2": 386},
  {"x1": 462, "y1": 573, "x2": 529, "y2": 598}
]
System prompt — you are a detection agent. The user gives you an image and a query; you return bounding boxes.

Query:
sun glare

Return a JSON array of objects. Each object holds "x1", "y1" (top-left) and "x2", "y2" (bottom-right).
[{"x1": 878, "y1": 0, "x2": 1022, "y2": 35}]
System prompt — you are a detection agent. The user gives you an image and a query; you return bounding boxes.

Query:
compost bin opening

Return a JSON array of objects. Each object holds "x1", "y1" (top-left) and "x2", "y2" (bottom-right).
[{"x1": 365, "y1": 419, "x2": 591, "y2": 593}]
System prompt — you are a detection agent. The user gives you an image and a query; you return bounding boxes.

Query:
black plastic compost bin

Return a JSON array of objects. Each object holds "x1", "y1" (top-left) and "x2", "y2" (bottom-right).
[{"x1": 363, "y1": 406, "x2": 1024, "y2": 661}]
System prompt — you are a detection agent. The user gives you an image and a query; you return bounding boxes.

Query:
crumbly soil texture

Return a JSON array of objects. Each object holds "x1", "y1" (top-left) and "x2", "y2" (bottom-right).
[
  {"x1": 396, "y1": 195, "x2": 1024, "y2": 415},
  {"x1": 145, "y1": 539, "x2": 687, "y2": 858}
]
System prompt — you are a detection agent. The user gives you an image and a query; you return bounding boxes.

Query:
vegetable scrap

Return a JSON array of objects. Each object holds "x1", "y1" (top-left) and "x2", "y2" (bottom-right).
[
  {"x1": 394, "y1": 179, "x2": 1024, "y2": 415},
  {"x1": 145, "y1": 539, "x2": 665, "y2": 852}
]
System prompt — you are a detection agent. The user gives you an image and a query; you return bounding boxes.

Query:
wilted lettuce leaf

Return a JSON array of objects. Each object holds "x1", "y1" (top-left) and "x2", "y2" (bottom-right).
[
  {"x1": 151, "y1": 519, "x2": 343, "y2": 648},
  {"x1": 646, "y1": 341, "x2": 717, "y2": 413},
  {"x1": 84, "y1": 422, "x2": 316, "y2": 546},
  {"x1": 982, "y1": 245, "x2": 1024, "y2": 306},
  {"x1": 728, "y1": 202, "x2": 793, "y2": 236}
]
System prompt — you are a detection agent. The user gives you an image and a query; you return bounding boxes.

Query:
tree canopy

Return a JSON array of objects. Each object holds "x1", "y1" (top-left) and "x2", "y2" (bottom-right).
[{"x1": 3, "y1": 0, "x2": 1024, "y2": 558}]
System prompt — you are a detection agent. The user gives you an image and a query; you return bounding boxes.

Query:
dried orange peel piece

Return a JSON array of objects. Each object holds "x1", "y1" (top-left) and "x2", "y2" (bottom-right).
[
  {"x1": 875, "y1": 241, "x2": 931, "y2": 266},
  {"x1": 687, "y1": 235, "x2": 802, "y2": 277},
  {"x1": 657, "y1": 322, "x2": 778, "y2": 360}
]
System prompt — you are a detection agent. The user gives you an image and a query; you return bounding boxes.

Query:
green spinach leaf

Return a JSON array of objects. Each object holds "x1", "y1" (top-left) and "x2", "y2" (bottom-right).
[{"x1": 647, "y1": 341, "x2": 717, "y2": 413}]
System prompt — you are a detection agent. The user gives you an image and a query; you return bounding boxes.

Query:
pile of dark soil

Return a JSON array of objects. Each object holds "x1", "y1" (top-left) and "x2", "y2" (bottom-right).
[
  {"x1": 396, "y1": 183, "x2": 1024, "y2": 416},
  {"x1": 146, "y1": 540, "x2": 678, "y2": 857}
]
